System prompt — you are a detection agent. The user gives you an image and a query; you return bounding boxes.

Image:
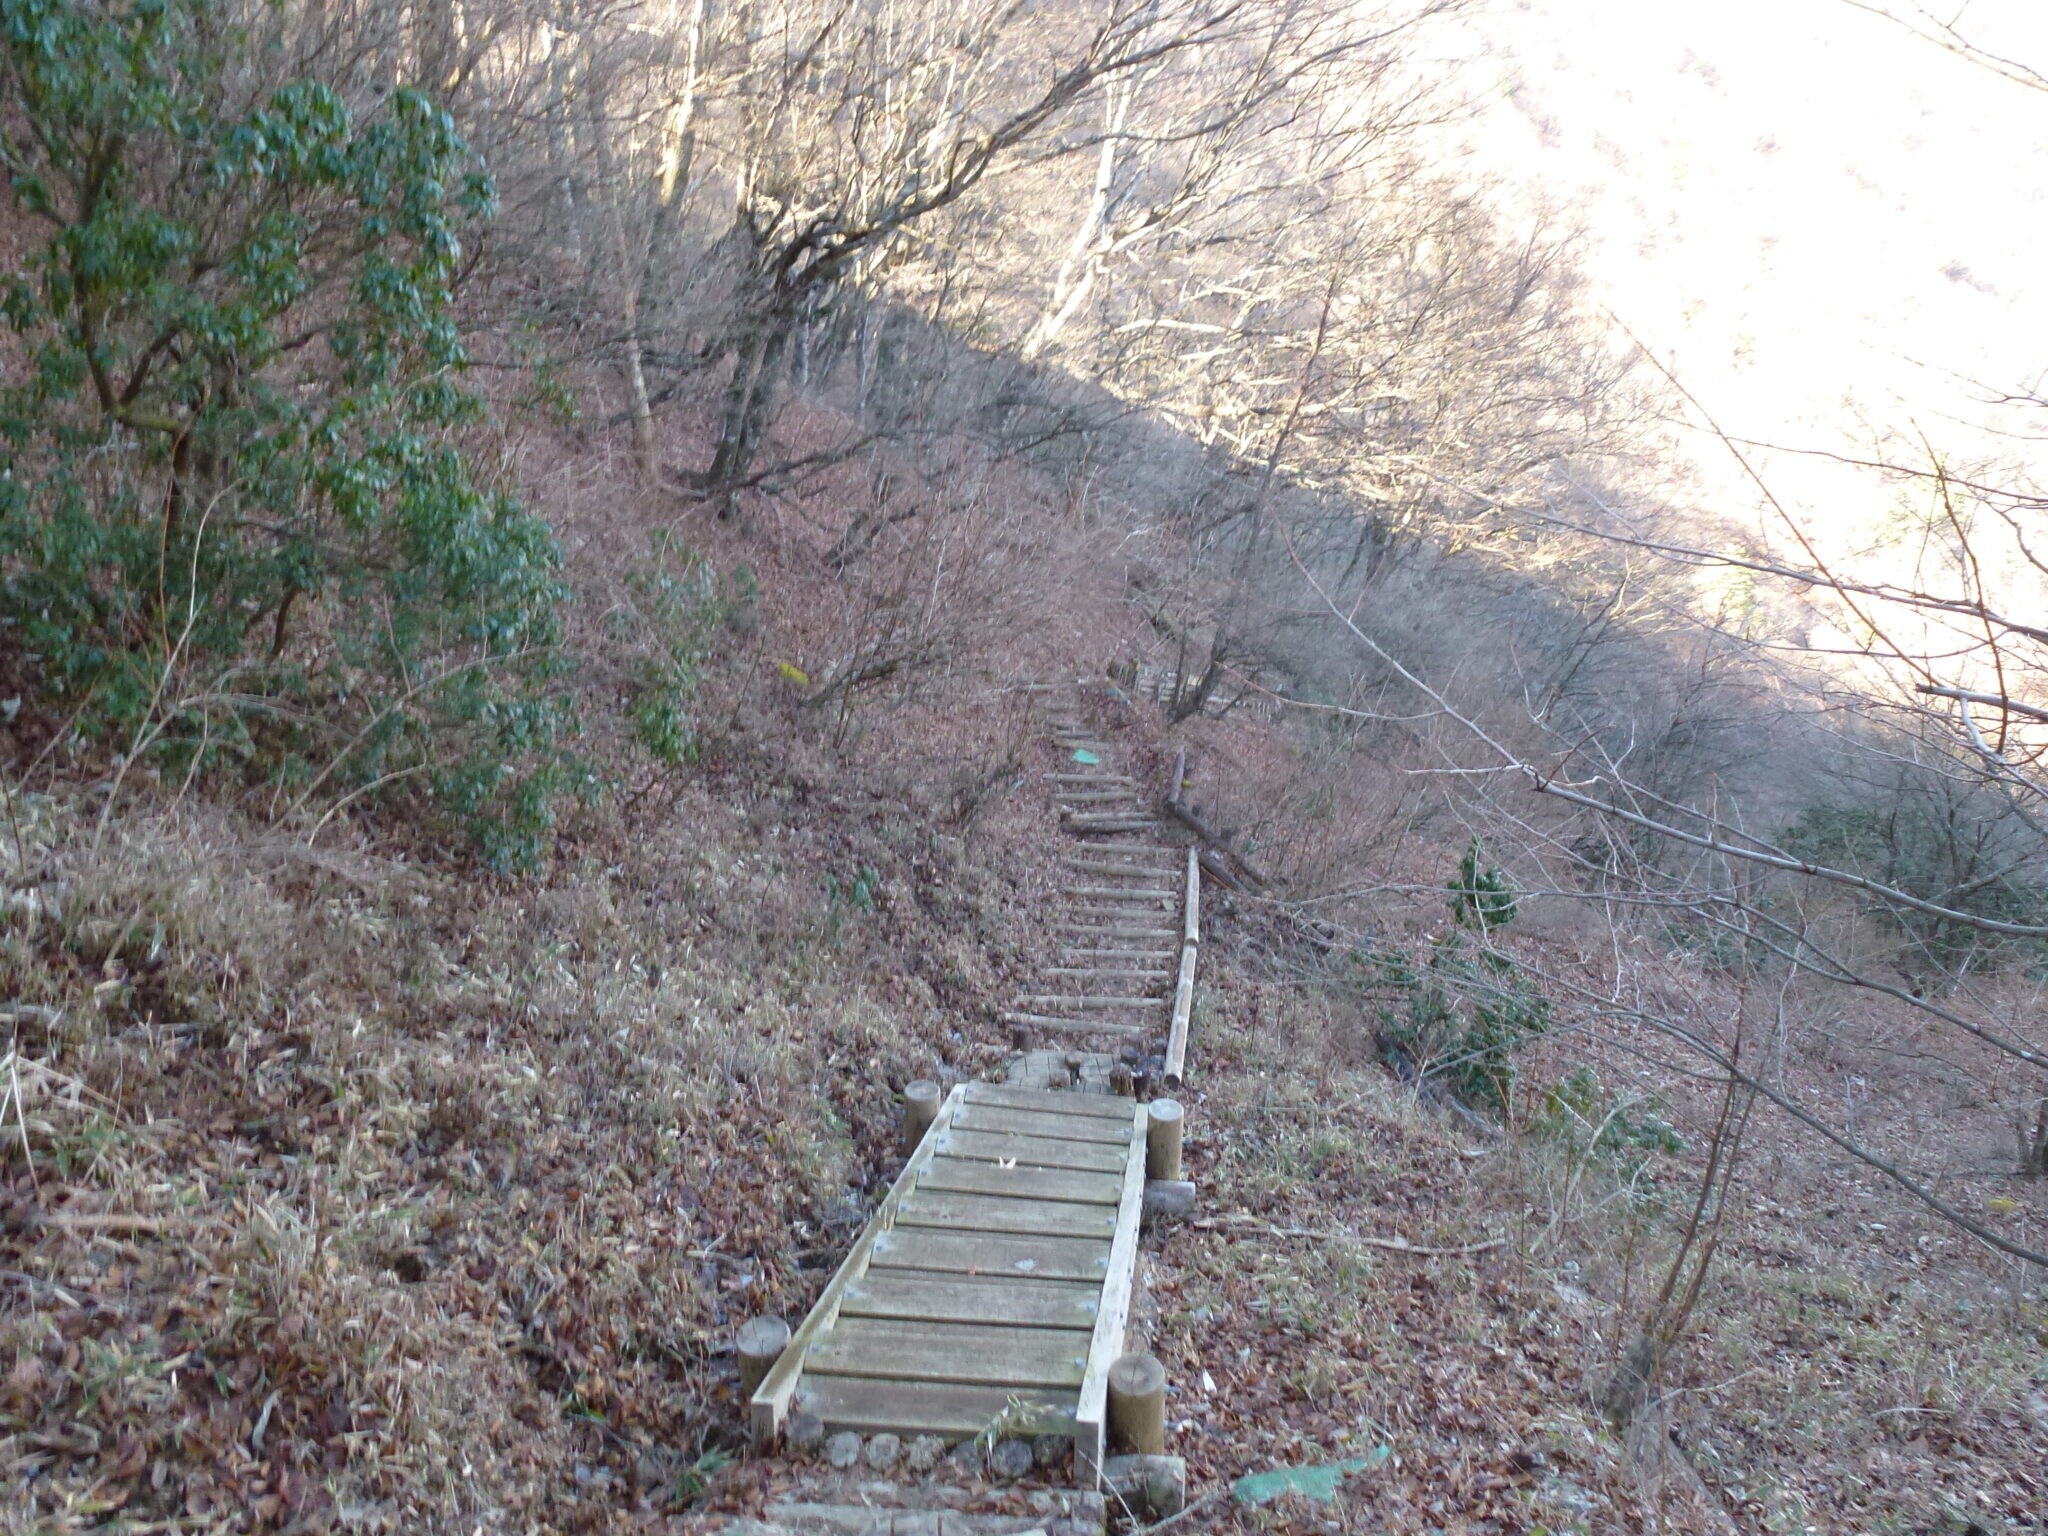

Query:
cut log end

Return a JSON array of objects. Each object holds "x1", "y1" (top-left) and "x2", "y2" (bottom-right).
[
  {"x1": 1107, "y1": 1351, "x2": 1167, "y2": 1455},
  {"x1": 1146, "y1": 1098, "x2": 1185, "y2": 1181},
  {"x1": 902, "y1": 1078, "x2": 943, "y2": 1154},
  {"x1": 736, "y1": 1315, "x2": 791, "y2": 1400}
]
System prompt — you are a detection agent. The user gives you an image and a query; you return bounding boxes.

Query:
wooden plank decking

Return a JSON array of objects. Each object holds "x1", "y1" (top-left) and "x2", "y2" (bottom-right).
[{"x1": 750, "y1": 1081, "x2": 1147, "y2": 1465}]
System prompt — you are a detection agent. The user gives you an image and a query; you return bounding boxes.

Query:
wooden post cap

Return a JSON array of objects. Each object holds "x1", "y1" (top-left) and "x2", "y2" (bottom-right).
[
  {"x1": 736, "y1": 1315, "x2": 791, "y2": 1398},
  {"x1": 1146, "y1": 1098, "x2": 1184, "y2": 1181},
  {"x1": 1107, "y1": 1350, "x2": 1167, "y2": 1455},
  {"x1": 902, "y1": 1079, "x2": 942, "y2": 1153}
]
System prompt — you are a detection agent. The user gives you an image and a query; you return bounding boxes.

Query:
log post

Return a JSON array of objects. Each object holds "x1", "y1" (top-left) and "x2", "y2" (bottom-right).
[
  {"x1": 902, "y1": 1079, "x2": 942, "y2": 1154},
  {"x1": 736, "y1": 1315, "x2": 791, "y2": 1399},
  {"x1": 1145, "y1": 1098, "x2": 1184, "y2": 1181},
  {"x1": 1107, "y1": 1351, "x2": 1166, "y2": 1455}
]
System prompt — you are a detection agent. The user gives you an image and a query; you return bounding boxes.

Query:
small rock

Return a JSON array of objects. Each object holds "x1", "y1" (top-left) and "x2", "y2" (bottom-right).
[
  {"x1": 631, "y1": 1446, "x2": 681, "y2": 1492},
  {"x1": 865, "y1": 1432, "x2": 902, "y2": 1469},
  {"x1": 1105, "y1": 1453, "x2": 1188, "y2": 1519},
  {"x1": 990, "y1": 1438, "x2": 1036, "y2": 1480},
  {"x1": 946, "y1": 1439, "x2": 984, "y2": 1473},
  {"x1": 1033, "y1": 1435, "x2": 1069, "y2": 1470},
  {"x1": 826, "y1": 1431, "x2": 862, "y2": 1469},
  {"x1": 785, "y1": 1411, "x2": 825, "y2": 1455},
  {"x1": 1142, "y1": 1461, "x2": 1186, "y2": 1516},
  {"x1": 906, "y1": 1434, "x2": 946, "y2": 1473}
]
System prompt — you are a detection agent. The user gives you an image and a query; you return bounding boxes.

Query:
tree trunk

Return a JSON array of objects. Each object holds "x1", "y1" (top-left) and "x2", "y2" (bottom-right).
[
  {"x1": 1021, "y1": 82, "x2": 1130, "y2": 359},
  {"x1": 1600, "y1": 1329, "x2": 1664, "y2": 1429},
  {"x1": 706, "y1": 301, "x2": 796, "y2": 516}
]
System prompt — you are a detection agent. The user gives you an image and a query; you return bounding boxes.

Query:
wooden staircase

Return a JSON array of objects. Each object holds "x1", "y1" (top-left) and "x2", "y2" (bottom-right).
[{"x1": 717, "y1": 679, "x2": 1204, "y2": 1533}]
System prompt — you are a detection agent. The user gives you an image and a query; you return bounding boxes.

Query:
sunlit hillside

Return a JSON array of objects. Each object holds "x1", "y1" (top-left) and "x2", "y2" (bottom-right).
[{"x1": 1452, "y1": 0, "x2": 2048, "y2": 537}]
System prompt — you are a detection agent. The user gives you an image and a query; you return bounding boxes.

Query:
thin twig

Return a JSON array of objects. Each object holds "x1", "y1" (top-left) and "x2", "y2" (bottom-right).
[{"x1": 1133, "y1": 1488, "x2": 1227, "y2": 1535}]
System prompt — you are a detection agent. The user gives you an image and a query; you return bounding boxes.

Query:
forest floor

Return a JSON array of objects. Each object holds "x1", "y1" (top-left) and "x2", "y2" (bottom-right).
[{"x1": 3, "y1": 403, "x2": 2045, "y2": 1536}]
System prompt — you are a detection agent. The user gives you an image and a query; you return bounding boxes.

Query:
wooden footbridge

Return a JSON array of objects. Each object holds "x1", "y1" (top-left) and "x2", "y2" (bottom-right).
[{"x1": 745, "y1": 686, "x2": 1200, "y2": 1487}]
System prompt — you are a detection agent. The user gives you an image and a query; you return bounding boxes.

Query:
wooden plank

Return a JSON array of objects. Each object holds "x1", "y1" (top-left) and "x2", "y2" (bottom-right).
[
  {"x1": 936, "y1": 1128, "x2": 1131, "y2": 1174},
  {"x1": 1045, "y1": 967, "x2": 1170, "y2": 983},
  {"x1": 1066, "y1": 886, "x2": 1175, "y2": 901},
  {"x1": 1074, "y1": 1101, "x2": 1150, "y2": 1482},
  {"x1": 1165, "y1": 943, "x2": 1197, "y2": 1089},
  {"x1": 916, "y1": 1158, "x2": 1124, "y2": 1205},
  {"x1": 868, "y1": 1227, "x2": 1111, "y2": 1283},
  {"x1": 896, "y1": 1190, "x2": 1122, "y2": 1239},
  {"x1": 952, "y1": 1103, "x2": 1135, "y2": 1144},
  {"x1": 840, "y1": 1272, "x2": 1101, "y2": 1329},
  {"x1": 1057, "y1": 948, "x2": 1177, "y2": 962},
  {"x1": 805, "y1": 1318, "x2": 1093, "y2": 1389},
  {"x1": 749, "y1": 1084, "x2": 966, "y2": 1445},
  {"x1": 1184, "y1": 847, "x2": 1201, "y2": 947},
  {"x1": 961, "y1": 1082, "x2": 1135, "y2": 1119},
  {"x1": 795, "y1": 1377, "x2": 1076, "y2": 1442}
]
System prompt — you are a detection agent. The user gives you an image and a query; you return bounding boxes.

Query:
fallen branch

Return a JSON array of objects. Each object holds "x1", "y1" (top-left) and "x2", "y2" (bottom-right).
[
  {"x1": 39, "y1": 1212, "x2": 211, "y2": 1234},
  {"x1": 1192, "y1": 1213, "x2": 1504, "y2": 1257},
  {"x1": 1164, "y1": 797, "x2": 1272, "y2": 890}
]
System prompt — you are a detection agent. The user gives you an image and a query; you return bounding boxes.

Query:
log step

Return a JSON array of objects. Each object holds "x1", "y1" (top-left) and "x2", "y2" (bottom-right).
[
  {"x1": 1015, "y1": 995, "x2": 1164, "y2": 1011},
  {"x1": 1044, "y1": 968, "x2": 1170, "y2": 982},
  {"x1": 1057, "y1": 948, "x2": 1178, "y2": 962},
  {"x1": 1051, "y1": 923, "x2": 1178, "y2": 938},
  {"x1": 1001, "y1": 1013, "x2": 1147, "y2": 1037}
]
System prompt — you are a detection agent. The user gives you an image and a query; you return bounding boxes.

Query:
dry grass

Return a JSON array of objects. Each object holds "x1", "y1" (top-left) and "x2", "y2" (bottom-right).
[
  {"x1": 0, "y1": 738, "x2": 1066, "y2": 1531},
  {"x1": 1151, "y1": 860, "x2": 2048, "y2": 1534}
]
